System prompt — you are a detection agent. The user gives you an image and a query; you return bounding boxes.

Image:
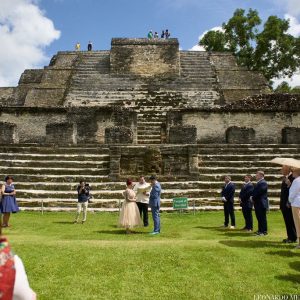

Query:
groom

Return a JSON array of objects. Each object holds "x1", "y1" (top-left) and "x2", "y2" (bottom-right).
[{"x1": 149, "y1": 175, "x2": 161, "y2": 235}]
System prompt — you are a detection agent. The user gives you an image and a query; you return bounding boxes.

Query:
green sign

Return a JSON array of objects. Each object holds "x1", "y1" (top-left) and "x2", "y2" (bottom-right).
[{"x1": 173, "y1": 197, "x2": 188, "y2": 209}]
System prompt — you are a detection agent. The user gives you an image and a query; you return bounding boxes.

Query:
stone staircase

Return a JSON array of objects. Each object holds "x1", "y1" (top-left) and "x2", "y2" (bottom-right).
[
  {"x1": 64, "y1": 51, "x2": 220, "y2": 108},
  {"x1": 0, "y1": 144, "x2": 298, "y2": 212}
]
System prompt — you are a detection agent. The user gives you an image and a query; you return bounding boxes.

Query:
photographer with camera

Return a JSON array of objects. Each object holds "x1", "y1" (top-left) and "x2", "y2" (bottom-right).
[{"x1": 74, "y1": 180, "x2": 91, "y2": 224}]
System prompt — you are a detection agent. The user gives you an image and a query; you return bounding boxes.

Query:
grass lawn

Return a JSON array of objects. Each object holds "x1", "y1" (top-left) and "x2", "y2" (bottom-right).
[{"x1": 3, "y1": 211, "x2": 300, "y2": 300}]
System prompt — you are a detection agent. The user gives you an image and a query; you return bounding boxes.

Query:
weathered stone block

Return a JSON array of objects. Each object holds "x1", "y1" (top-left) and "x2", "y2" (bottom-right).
[
  {"x1": 226, "y1": 126, "x2": 255, "y2": 144},
  {"x1": 46, "y1": 122, "x2": 74, "y2": 144},
  {"x1": 105, "y1": 126, "x2": 133, "y2": 144},
  {"x1": 110, "y1": 38, "x2": 180, "y2": 78},
  {"x1": 282, "y1": 127, "x2": 300, "y2": 144},
  {"x1": 169, "y1": 125, "x2": 197, "y2": 144},
  {"x1": 19, "y1": 69, "x2": 44, "y2": 85},
  {"x1": 24, "y1": 88, "x2": 65, "y2": 107},
  {"x1": 0, "y1": 122, "x2": 17, "y2": 144}
]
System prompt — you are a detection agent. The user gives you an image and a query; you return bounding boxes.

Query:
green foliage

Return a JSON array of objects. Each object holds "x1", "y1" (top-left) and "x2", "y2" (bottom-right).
[
  {"x1": 274, "y1": 81, "x2": 300, "y2": 94},
  {"x1": 5, "y1": 211, "x2": 300, "y2": 299},
  {"x1": 199, "y1": 30, "x2": 228, "y2": 52},
  {"x1": 199, "y1": 8, "x2": 300, "y2": 82}
]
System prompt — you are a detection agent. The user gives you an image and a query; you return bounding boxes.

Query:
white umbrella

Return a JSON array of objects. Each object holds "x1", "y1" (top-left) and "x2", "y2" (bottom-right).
[{"x1": 270, "y1": 157, "x2": 300, "y2": 169}]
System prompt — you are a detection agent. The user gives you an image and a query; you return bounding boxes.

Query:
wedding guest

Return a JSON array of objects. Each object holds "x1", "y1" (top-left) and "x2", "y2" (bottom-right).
[
  {"x1": 0, "y1": 219, "x2": 36, "y2": 299},
  {"x1": 147, "y1": 30, "x2": 153, "y2": 39},
  {"x1": 133, "y1": 176, "x2": 151, "y2": 227},
  {"x1": 87, "y1": 41, "x2": 93, "y2": 51},
  {"x1": 75, "y1": 42, "x2": 81, "y2": 51},
  {"x1": 1, "y1": 176, "x2": 19, "y2": 227},
  {"x1": 165, "y1": 29, "x2": 171, "y2": 38},
  {"x1": 118, "y1": 179, "x2": 142, "y2": 234},
  {"x1": 289, "y1": 167, "x2": 300, "y2": 249},
  {"x1": 149, "y1": 175, "x2": 161, "y2": 235},
  {"x1": 221, "y1": 175, "x2": 236, "y2": 229},
  {"x1": 280, "y1": 165, "x2": 297, "y2": 243},
  {"x1": 74, "y1": 180, "x2": 90, "y2": 224},
  {"x1": 251, "y1": 170, "x2": 269, "y2": 236},
  {"x1": 239, "y1": 175, "x2": 254, "y2": 231}
]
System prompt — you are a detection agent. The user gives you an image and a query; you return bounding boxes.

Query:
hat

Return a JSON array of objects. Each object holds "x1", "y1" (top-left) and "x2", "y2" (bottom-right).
[{"x1": 149, "y1": 175, "x2": 157, "y2": 180}]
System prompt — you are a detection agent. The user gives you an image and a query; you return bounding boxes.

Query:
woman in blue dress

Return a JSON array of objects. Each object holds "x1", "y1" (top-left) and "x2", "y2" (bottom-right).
[{"x1": 1, "y1": 176, "x2": 19, "y2": 227}]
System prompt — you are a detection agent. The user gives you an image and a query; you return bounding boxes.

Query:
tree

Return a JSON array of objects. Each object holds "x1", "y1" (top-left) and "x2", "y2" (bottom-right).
[
  {"x1": 199, "y1": 30, "x2": 228, "y2": 52},
  {"x1": 199, "y1": 9, "x2": 300, "y2": 84},
  {"x1": 274, "y1": 81, "x2": 300, "y2": 94}
]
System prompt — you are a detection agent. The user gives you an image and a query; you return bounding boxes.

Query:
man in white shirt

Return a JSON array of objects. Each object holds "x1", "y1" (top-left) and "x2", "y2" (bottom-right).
[
  {"x1": 133, "y1": 176, "x2": 151, "y2": 227},
  {"x1": 289, "y1": 167, "x2": 300, "y2": 249}
]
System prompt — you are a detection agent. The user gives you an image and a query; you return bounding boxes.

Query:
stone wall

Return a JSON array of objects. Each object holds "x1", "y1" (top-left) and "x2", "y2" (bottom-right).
[
  {"x1": 180, "y1": 111, "x2": 300, "y2": 144},
  {"x1": 110, "y1": 38, "x2": 180, "y2": 78},
  {"x1": 109, "y1": 145, "x2": 199, "y2": 179},
  {"x1": 282, "y1": 127, "x2": 300, "y2": 144},
  {"x1": 0, "y1": 107, "x2": 136, "y2": 144},
  {"x1": 209, "y1": 53, "x2": 270, "y2": 102}
]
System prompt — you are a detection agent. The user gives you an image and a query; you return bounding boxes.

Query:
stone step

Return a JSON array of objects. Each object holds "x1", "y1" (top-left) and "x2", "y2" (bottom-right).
[
  {"x1": 16, "y1": 198, "x2": 281, "y2": 209},
  {"x1": 14, "y1": 187, "x2": 282, "y2": 199},
  {"x1": 0, "y1": 166, "x2": 109, "y2": 176},
  {"x1": 0, "y1": 146, "x2": 109, "y2": 155},
  {"x1": 12, "y1": 180, "x2": 284, "y2": 191},
  {"x1": 0, "y1": 160, "x2": 109, "y2": 168},
  {"x1": 198, "y1": 161, "x2": 290, "y2": 167},
  {"x1": 0, "y1": 174, "x2": 110, "y2": 183},
  {"x1": 0, "y1": 153, "x2": 109, "y2": 161}
]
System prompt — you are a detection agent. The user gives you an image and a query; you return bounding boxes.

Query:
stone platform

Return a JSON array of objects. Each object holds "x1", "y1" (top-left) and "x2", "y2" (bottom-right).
[{"x1": 0, "y1": 144, "x2": 299, "y2": 211}]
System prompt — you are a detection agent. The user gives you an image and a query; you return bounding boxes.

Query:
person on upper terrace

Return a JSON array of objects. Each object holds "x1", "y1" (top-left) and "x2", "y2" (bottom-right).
[
  {"x1": 165, "y1": 29, "x2": 171, "y2": 39},
  {"x1": 75, "y1": 42, "x2": 81, "y2": 51},
  {"x1": 154, "y1": 32, "x2": 159, "y2": 39},
  {"x1": 147, "y1": 30, "x2": 153, "y2": 39},
  {"x1": 87, "y1": 41, "x2": 93, "y2": 51},
  {"x1": 161, "y1": 30, "x2": 165, "y2": 38}
]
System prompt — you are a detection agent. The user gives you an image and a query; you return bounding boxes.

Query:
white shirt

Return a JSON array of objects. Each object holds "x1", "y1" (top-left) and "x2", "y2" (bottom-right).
[
  {"x1": 289, "y1": 176, "x2": 300, "y2": 208},
  {"x1": 133, "y1": 182, "x2": 151, "y2": 204},
  {"x1": 13, "y1": 255, "x2": 36, "y2": 300}
]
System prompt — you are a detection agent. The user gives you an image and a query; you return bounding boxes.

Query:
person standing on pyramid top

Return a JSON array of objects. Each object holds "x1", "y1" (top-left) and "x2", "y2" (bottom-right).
[
  {"x1": 147, "y1": 30, "x2": 153, "y2": 39},
  {"x1": 165, "y1": 29, "x2": 170, "y2": 39},
  {"x1": 87, "y1": 41, "x2": 93, "y2": 51},
  {"x1": 75, "y1": 42, "x2": 81, "y2": 51}
]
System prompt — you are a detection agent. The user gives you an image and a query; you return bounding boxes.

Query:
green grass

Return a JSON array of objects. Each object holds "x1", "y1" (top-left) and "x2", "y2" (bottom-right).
[{"x1": 3, "y1": 211, "x2": 300, "y2": 300}]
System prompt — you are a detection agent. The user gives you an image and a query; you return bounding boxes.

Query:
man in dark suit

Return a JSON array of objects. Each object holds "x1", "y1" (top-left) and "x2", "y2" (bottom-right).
[
  {"x1": 239, "y1": 174, "x2": 254, "y2": 231},
  {"x1": 221, "y1": 175, "x2": 236, "y2": 229},
  {"x1": 251, "y1": 170, "x2": 269, "y2": 236},
  {"x1": 280, "y1": 165, "x2": 297, "y2": 243}
]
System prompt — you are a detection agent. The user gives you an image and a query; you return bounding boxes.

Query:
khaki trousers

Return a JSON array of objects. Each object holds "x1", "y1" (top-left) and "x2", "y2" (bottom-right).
[
  {"x1": 292, "y1": 206, "x2": 300, "y2": 238},
  {"x1": 75, "y1": 202, "x2": 88, "y2": 222}
]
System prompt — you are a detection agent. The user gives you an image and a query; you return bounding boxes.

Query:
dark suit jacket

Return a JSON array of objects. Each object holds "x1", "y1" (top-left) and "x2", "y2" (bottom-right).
[
  {"x1": 221, "y1": 182, "x2": 235, "y2": 203},
  {"x1": 239, "y1": 182, "x2": 254, "y2": 208},
  {"x1": 280, "y1": 174, "x2": 294, "y2": 210},
  {"x1": 252, "y1": 179, "x2": 269, "y2": 209}
]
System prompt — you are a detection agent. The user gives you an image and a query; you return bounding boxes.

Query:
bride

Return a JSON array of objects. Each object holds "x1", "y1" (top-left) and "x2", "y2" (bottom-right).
[{"x1": 118, "y1": 179, "x2": 142, "y2": 234}]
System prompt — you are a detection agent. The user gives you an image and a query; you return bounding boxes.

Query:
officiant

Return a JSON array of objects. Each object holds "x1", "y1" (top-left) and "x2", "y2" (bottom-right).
[{"x1": 133, "y1": 176, "x2": 151, "y2": 227}]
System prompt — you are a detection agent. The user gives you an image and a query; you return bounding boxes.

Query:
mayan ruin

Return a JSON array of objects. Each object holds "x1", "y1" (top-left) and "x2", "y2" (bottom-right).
[{"x1": 0, "y1": 38, "x2": 299, "y2": 211}]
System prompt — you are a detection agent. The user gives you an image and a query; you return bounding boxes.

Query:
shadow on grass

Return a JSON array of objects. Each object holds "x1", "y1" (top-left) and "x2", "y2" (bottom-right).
[
  {"x1": 266, "y1": 250, "x2": 300, "y2": 257},
  {"x1": 95, "y1": 230, "x2": 145, "y2": 235},
  {"x1": 194, "y1": 226, "x2": 224, "y2": 232},
  {"x1": 275, "y1": 261, "x2": 300, "y2": 284},
  {"x1": 219, "y1": 239, "x2": 285, "y2": 249},
  {"x1": 53, "y1": 221, "x2": 75, "y2": 224}
]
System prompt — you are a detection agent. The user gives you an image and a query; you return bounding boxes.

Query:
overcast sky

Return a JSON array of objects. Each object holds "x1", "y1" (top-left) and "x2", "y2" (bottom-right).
[{"x1": 0, "y1": 0, "x2": 299, "y2": 87}]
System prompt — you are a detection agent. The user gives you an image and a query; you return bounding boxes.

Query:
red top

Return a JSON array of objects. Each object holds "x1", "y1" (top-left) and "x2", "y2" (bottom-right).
[{"x1": 0, "y1": 237, "x2": 15, "y2": 300}]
